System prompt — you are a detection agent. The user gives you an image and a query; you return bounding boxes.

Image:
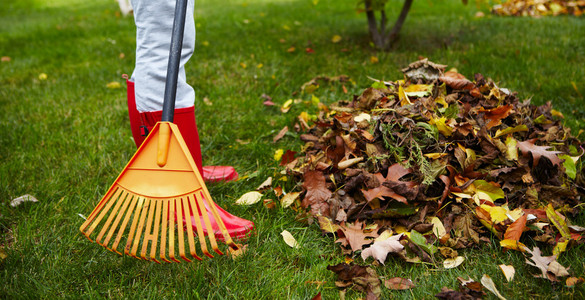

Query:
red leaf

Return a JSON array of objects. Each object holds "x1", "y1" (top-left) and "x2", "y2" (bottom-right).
[{"x1": 279, "y1": 150, "x2": 297, "y2": 166}]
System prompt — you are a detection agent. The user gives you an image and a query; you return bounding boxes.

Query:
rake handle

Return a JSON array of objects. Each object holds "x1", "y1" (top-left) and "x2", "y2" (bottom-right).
[{"x1": 161, "y1": 0, "x2": 189, "y2": 123}]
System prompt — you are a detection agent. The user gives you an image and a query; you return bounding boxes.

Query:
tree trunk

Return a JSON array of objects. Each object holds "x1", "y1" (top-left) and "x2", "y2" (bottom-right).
[{"x1": 364, "y1": 0, "x2": 414, "y2": 50}]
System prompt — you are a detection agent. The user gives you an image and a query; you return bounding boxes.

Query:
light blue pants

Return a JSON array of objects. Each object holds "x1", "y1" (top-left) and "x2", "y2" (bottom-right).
[{"x1": 130, "y1": 0, "x2": 196, "y2": 112}]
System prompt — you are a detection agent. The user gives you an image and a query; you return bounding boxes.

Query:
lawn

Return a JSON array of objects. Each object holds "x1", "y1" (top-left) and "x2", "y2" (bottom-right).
[{"x1": 1, "y1": 0, "x2": 584, "y2": 298}]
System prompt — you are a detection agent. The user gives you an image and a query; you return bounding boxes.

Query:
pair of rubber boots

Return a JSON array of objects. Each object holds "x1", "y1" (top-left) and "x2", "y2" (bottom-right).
[{"x1": 126, "y1": 79, "x2": 253, "y2": 240}]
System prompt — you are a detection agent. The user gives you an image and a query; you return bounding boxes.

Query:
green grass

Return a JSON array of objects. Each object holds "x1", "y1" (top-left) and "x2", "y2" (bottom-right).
[{"x1": 1, "y1": 0, "x2": 584, "y2": 298}]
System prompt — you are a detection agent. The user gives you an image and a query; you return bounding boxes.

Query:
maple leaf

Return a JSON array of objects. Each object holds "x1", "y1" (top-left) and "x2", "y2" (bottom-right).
[
  {"x1": 361, "y1": 234, "x2": 404, "y2": 265},
  {"x1": 302, "y1": 170, "x2": 332, "y2": 216},
  {"x1": 360, "y1": 163, "x2": 415, "y2": 204},
  {"x1": 517, "y1": 139, "x2": 562, "y2": 167},
  {"x1": 336, "y1": 221, "x2": 378, "y2": 252}
]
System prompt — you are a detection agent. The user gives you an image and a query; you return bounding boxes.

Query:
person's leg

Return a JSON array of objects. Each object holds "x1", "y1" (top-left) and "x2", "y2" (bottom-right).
[{"x1": 127, "y1": 0, "x2": 253, "y2": 239}]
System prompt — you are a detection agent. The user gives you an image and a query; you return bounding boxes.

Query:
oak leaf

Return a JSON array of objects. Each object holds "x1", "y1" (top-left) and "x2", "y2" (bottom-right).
[
  {"x1": 336, "y1": 221, "x2": 378, "y2": 252},
  {"x1": 517, "y1": 139, "x2": 562, "y2": 167},
  {"x1": 361, "y1": 234, "x2": 404, "y2": 265},
  {"x1": 302, "y1": 170, "x2": 332, "y2": 216}
]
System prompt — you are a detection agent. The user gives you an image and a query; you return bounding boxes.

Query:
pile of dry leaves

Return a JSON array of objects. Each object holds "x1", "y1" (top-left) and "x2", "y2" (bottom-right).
[
  {"x1": 492, "y1": 0, "x2": 585, "y2": 16},
  {"x1": 273, "y1": 59, "x2": 584, "y2": 298}
]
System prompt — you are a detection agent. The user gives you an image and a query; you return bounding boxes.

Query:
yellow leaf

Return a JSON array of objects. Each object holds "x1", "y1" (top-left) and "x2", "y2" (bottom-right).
[
  {"x1": 281, "y1": 230, "x2": 300, "y2": 248},
  {"x1": 106, "y1": 81, "x2": 121, "y2": 89},
  {"x1": 480, "y1": 204, "x2": 509, "y2": 224},
  {"x1": 546, "y1": 204, "x2": 571, "y2": 239},
  {"x1": 317, "y1": 215, "x2": 339, "y2": 233},
  {"x1": 424, "y1": 153, "x2": 448, "y2": 159},
  {"x1": 500, "y1": 239, "x2": 527, "y2": 252},
  {"x1": 240, "y1": 62, "x2": 247, "y2": 69},
  {"x1": 256, "y1": 63, "x2": 263, "y2": 69},
  {"x1": 370, "y1": 56, "x2": 379, "y2": 64},
  {"x1": 430, "y1": 117, "x2": 453, "y2": 137},
  {"x1": 282, "y1": 25, "x2": 291, "y2": 31},
  {"x1": 398, "y1": 84, "x2": 411, "y2": 106},
  {"x1": 281, "y1": 192, "x2": 300, "y2": 208},
  {"x1": 331, "y1": 35, "x2": 342, "y2": 43},
  {"x1": 274, "y1": 149, "x2": 284, "y2": 161},
  {"x1": 202, "y1": 40, "x2": 210, "y2": 47},
  {"x1": 286, "y1": 46, "x2": 296, "y2": 53},
  {"x1": 504, "y1": 136, "x2": 518, "y2": 161},
  {"x1": 235, "y1": 191, "x2": 263, "y2": 205},
  {"x1": 553, "y1": 239, "x2": 569, "y2": 257},
  {"x1": 38, "y1": 73, "x2": 48, "y2": 80},
  {"x1": 430, "y1": 217, "x2": 447, "y2": 238}
]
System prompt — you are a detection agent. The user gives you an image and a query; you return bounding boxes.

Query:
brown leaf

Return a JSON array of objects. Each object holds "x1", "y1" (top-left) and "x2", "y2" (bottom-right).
[
  {"x1": 302, "y1": 170, "x2": 332, "y2": 216},
  {"x1": 517, "y1": 139, "x2": 562, "y2": 167},
  {"x1": 440, "y1": 71, "x2": 475, "y2": 90},
  {"x1": 273, "y1": 126, "x2": 288, "y2": 142},
  {"x1": 479, "y1": 105, "x2": 514, "y2": 129},
  {"x1": 524, "y1": 246, "x2": 569, "y2": 281},
  {"x1": 336, "y1": 221, "x2": 378, "y2": 252},
  {"x1": 384, "y1": 277, "x2": 415, "y2": 290}
]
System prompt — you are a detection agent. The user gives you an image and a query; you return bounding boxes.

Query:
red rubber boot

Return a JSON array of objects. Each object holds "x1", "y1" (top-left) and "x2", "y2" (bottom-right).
[{"x1": 125, "y1": 79, "x2": 254, "y2": 240}]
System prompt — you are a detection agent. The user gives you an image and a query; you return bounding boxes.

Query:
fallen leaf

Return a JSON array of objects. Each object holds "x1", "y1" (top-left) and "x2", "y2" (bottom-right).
[
  {"x1": 274, "y1": 149, "x2": 284, "y2": 161},
  {"x1": 256, "y1": 177, "x2": 273, "y2": 191},
  {"x1": 517, "y1": 139, "x2": 562, "y2": 167},
  {"x1": 281, "y1": 192, "x2": 300, "y2": 208},
  {"x1": 337, "y1": 221, "x2": 378, "y2": 252},
  {"x1": 331, "y1": 35, "x2": 342, "y2": 43},
  {"x1": 302, "y1": 170, "x2": 332, "y2": 216},
  {"x1": 10, "y1": 194, "x2": 39, "y2": 207},
  {"x1": 481, "y1": 274, "x2": 507, "y2": 300},
  {"x1": 281, "y1": 230, "x2": 300, "y2": 248},
  {"x1": 499, "y1": 264, "x2": 515, "y2": 282},
  {"x1": 273, "y1": 126, "x2": 289, "y2": 143},
  {"x1": 384, "y1": 277, "x2": 415, "y2": 290},
  {"x1": 440, "y1": 70, "x2": 475, "y2": 90},
  {"x1": 361, "y1": 234, "x2": 404, "y2": 265},
  {"x1": 370, "y1": 56, "x2": 379, "y2": 64},
  {"x1": 504, "y1": 214, "x2": 527, "y2": 241},
  {"x1": 38, "y1": 73, "x2": 48, "y2": 80},
  {"x1": 443, "y1": 256, "x2": 465, "y2": 269},
  {"x1": 235, "y1": 191, "x2": 263, "y2": 205},
  {"x1": 545, "y1": 204, "x2": 570, "y2": 239},
  {"x1": 1, "y1": 56, "x2": 11, "y2": 62},
  {"x1": 228, "y1": 243, "x2": 248, "y2": 259},
  {"x1": 566, "y1": 277, "x2": 585, "y2": 287},
  {"x1": 106, "y1": 81, "x2": 121, "y2": 89}
]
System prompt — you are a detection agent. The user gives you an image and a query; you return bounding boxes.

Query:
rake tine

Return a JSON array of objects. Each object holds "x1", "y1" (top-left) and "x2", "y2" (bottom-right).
[
  {"x1": 182, "y1": 197, "x2": 202, "y2": 261},
  {"x1": 140, "y1": 197, "x2": 158, "y2": 261},
  {"x1": 188, "y1": 193, "x2": 212, "y2": 258},
  {"x1": 194, "y1": 191, "x2": 222, "y2": 256},
  {"x1": 95, "y1": 189, "x2": 127, "y2": 245},
  {"x1": 111, "y1": 193, "x2": 139, "y2": 254},
  {"x1": 124, "y1": 197, "x2": 145, "y2": 258},
  {"x1": 175, "y1": 197, "x2": 191, "y2": 262},
  {"x1": 84, "y1": 188, "x2": 124, "y2": 240},
  {"x1": 201, "y1": 189, "x2": 238, "y2": 251},
  {"x1": 130, "y1": 198, "x2": 151, "y2": 258},
  {"x1": 168, "y1": 199, "x2": 180, "y2": 263},
  {"x1": 159, "y1": 199, "x2": 171, "y2": 263},
  {"x1": 80, "y1": 186, "x2": 120, "y2": 235},
  {"x1": 101, "y1": 189, "x2": 133, "y2": 248},
  {"x1": 147, "y1": 199, "x2": 163, "y2": 263}
]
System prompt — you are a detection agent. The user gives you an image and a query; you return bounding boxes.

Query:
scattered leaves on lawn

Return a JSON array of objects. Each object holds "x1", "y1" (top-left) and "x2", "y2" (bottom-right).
[
  {"x1": 281, "y1": 230, "x2": 300, "y2": 249},
  {"x1": 481, "y1": 274, "x2": 507, "y2": 300},
  {"x1": 235, "y1": 191, "x2": 263, "y2": 205},
  {"x1": 492, "y1": 0, "x2": 585, "y2": 17},
  {"x1": 499, "y1": 264, "x2": 516, "y2": 282}
]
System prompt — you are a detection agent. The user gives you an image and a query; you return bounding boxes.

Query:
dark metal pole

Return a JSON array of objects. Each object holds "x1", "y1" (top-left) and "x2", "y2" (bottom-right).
[{"x1": 161, "y1": 0, "x2": 188, "y2": 122}]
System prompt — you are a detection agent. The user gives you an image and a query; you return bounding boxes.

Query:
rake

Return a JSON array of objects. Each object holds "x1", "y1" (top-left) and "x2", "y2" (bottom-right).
[{"x1": 80, "y1": 0, "x2": 239, "y2": 262}]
